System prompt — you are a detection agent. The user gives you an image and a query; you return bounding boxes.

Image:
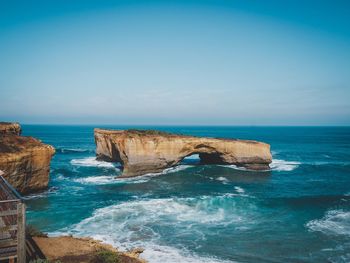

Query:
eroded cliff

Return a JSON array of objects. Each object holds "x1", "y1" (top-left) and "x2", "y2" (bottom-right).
[
  {"x1": 95, "y1": 129, "x2": 272, "y2": 177},
  {"x1": 0, "y1": 123, "x2": 55, "y2": 194},
  {"x1": 0, "y1": 122, "x2": 21, "y2": 135}
]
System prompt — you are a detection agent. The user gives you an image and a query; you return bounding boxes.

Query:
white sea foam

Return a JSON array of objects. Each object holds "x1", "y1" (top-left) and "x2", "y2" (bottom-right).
[
  {"x1": 216, "y1": 177, "x2": 229, "y2": 184},
  {"x1": 223, "y1": 159, "x2": 300, "y2": 172},
  {"x1": 137, "y1": 243, "x2": 233, "y2": 263},
  {"x1": 73, "y1": 175, "x2": 118, "y2": 185},
  {"x1": 221, "y1": 164, "x2": 248, "y2": 171},
  {"x1": 234, "y1": 186, "x2": 245, "y2": 194},
  {"x1": 70, "y1": 157, "x2": 118, "y2": 168},
  {"x1": 306, "y1": 210, "x2": 350, "y2": 236},
  {"x1": 23, "y1": 187, "x2": 58, "y2": 200},
  {"x1": 269, "y1": 159, "x2": 300, "y2": 171},
  {"x1": 61, "y1": 195, "x2": 251, "y2": 263},
  {"x1": 71, "y1": 165, "x2": 192, "y2": 185},
  {"x1": 143, "y1": 165, "x2": 193, "y2": 177}
]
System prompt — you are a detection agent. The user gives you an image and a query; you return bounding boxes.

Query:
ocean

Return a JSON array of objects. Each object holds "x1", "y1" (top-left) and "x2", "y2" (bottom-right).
[{"x1": 22, "y1": 125, "x2": 350, "y2": 263}]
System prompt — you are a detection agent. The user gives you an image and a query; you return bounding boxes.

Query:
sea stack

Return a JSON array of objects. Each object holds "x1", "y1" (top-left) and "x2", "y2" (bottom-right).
[
  {"x1": 0, "y1": 122, "x2": 55, "y2": 194},
  {"x1": 94, "y1": 129, "x2": 272, "y2": 177}
]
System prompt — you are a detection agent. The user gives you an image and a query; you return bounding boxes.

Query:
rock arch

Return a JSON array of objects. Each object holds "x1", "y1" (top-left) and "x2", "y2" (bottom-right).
[{"x1": 94, "y1": 129, "x2": 272, "y2": 177}]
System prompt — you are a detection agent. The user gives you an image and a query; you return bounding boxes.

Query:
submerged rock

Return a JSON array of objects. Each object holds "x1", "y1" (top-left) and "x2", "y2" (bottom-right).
[
  {"x1": 0, "y1": 122, "x2": 55, "y2": 194},
  {"x1": 94, "y1": 129, "x2": 272, "y2": 177}
]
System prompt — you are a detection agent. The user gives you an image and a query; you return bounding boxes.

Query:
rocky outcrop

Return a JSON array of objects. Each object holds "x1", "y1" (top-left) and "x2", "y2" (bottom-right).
[
  {"x1": 0, "y1": 123, "x2": 55, "y2": 194},
  {"x1": 33, "y1": 236, "x2": 146, "y2": 263},
  {"x1": 0, "y1": 122, "x2": 21, "y2": 135},
  {"x1": 95, "y1": 129, "x2": 272, "y2": 177}
]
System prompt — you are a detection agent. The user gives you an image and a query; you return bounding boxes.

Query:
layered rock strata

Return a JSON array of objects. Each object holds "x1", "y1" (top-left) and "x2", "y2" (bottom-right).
[
  {"x1": 95, "y1": 129, "x2": 272, "y2": 177},
  {"x1": 0, "y1": 123, "x2": 55, "y2": 194},
  {"x1": 0, "y1": 122, "x2": 21, "y2": 135}
]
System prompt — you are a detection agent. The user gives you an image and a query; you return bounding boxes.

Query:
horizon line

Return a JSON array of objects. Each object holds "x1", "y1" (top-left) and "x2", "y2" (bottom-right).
[{"x1": 19, "y1": 123, "x2": 350, "y2": 127}]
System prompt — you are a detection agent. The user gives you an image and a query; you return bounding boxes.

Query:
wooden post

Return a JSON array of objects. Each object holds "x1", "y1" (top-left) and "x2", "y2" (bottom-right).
[{"x1": 17, "y1": 203, "x2": 26, "y2": 263}]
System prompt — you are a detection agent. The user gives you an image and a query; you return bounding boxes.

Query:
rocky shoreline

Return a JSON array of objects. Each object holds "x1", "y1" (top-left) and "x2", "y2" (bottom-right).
[{"x1": 32, "y1": 235, "x2": 146, "y2": 263}]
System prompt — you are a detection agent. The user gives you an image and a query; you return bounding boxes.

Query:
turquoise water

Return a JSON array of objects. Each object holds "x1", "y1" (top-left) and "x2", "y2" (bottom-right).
[{"x1": 23, "y1": 126, "x2": 350, "y2": 263}]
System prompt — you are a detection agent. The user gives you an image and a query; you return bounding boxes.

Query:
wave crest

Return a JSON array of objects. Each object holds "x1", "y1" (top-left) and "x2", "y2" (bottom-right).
[
  {"x1": 62, "y1": 195, "x2": 252, "y2": 263},
  {"x1": 269, "y1": 159, "x2": 300, "y2": 171}
]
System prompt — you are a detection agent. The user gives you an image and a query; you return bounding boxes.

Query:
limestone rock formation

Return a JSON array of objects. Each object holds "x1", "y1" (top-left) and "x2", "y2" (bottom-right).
[
  {"x1": 0, "y1": 123, "x2": 55, "y2": 194},
  {"x1": 0, "y1": 122, "x2": 21, "y2": 135},
  {"x1": 95, "y1": 129, "x2": 272, "y2": 177}
]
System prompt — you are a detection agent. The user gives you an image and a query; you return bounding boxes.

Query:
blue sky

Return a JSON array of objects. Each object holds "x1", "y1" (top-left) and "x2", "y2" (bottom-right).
[{"x1": 0, "y1": 0, "x2": 349, "y2": 125}]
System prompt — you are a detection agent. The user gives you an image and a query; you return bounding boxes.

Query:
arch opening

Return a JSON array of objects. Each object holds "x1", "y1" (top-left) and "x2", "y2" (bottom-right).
[
  {"x1": 199, "y1": 152, "x2": 226, "y2": 165},
  {"x1": 179, "y1": 152, "x2": 226, "y2": 166},
  {"x1": 181, "y1": 153, "x2": 200, "y2": 165}
]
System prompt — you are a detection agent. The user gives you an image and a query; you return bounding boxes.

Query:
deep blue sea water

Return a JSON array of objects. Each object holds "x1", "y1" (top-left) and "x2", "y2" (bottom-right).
[{"x1": 22, "y1": 125, "x2": 350, "y2": 263}]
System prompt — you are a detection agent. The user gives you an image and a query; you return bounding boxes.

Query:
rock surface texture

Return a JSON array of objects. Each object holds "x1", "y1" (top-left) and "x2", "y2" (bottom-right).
[
  {"x1": 0, "y1": 123, "x2": 55, "y2": 194},
  {"x1": 95, "y1": 129, "x2": 272, "y2": 177},
  {"x1": 33, "y1": 236, "x2": 145, "y2": 263},
  {"x1": 0, "y1": 122, "x2": 21, "y2": 135}
]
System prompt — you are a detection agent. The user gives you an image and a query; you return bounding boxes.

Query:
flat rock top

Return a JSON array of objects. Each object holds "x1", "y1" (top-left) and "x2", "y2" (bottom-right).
[
  {"x1": 95, "y1": 128, "x2": 262, "y2": 145},
  {"x1": 95, "y1": 128, "x2": 182, "y2": 137},
  {"x1": 0, "y1": 135, "x2": 47, "y2": 153}
]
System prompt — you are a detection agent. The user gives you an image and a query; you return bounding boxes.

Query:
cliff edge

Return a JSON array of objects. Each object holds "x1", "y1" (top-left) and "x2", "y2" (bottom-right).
[{"x1": 0, "y1": 122, "x2": 55, "y2": 194}]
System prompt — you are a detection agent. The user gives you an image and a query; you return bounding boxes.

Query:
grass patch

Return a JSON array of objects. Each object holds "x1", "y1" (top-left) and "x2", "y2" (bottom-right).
[
  {"x1": 90, "y1": 248, "x2": 120, "y2": 263},
  {"x1": 127, "y1": 129, "x2": 178, "y2": 136}
]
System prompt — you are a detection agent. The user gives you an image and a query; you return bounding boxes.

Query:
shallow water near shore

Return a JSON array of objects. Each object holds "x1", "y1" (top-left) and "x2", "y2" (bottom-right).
[{"x1": 23, "y1": 125, "x2": 350, "y2": 263}]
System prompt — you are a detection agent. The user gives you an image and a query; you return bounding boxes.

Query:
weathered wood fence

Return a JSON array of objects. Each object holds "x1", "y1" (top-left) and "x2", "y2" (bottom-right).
[{"x1": 0, "y1": 171, "x2": 25, "y2": 263}]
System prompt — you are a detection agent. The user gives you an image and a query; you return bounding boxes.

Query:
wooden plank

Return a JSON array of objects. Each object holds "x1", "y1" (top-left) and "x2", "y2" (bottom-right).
[
  {"x1": 0, "y1": 246, "x2": 17, "y2": 260},
  {"x1": 0, "y1": 210, "x2": 17, "y2": 217},
  {"x1": 17, "y1": 203, "x2": 26, "y2": 263},
  {"x1": 0, "y1": 239, "x2": 17, "y2": 247},
  {"x1": 0, "y1": 225, "x2": 17, "y2": 231}
]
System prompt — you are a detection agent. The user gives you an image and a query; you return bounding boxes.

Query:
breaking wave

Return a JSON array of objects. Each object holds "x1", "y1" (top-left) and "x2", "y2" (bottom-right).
[
  {"x1": 60, "y1": 194, "x2": 252, "y2": 263},
  {"x1": 306, "y1": 210, "x2": 350, "y2": 236},
  {"x1": 72, "y1": 165, "x2": 193, "y2": 185},
  {"x1": 269, "y1": 159, "x2": 300, "y2": 171},
  {"x1": 73, "y1": 175, "x2": 118, "y2": 185},
  {"x1": 70, "y1": 157, "x2": 119, "y2": 168}
]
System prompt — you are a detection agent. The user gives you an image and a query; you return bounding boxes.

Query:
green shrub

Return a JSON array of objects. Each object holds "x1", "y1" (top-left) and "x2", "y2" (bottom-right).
[
  {"x1": 127, "y1": 129, "x2": 174, "y2": 136},
  {"x1": 90, "y1": 249, "x2": 120, "y2": 263}
]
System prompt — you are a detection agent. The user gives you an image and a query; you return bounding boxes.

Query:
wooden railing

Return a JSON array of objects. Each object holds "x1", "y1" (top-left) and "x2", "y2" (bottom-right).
[{"x1": 0, "y1": 171, "x2": 26, "y2": 263}]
